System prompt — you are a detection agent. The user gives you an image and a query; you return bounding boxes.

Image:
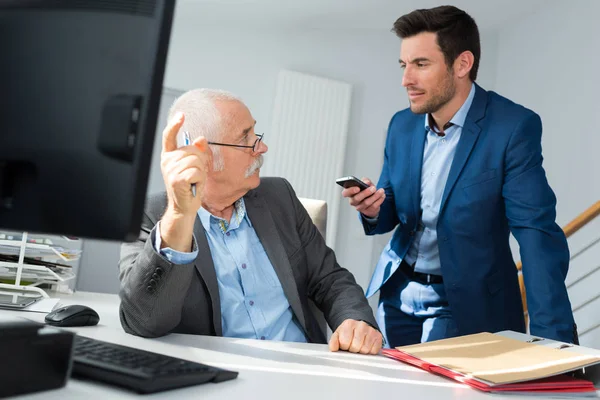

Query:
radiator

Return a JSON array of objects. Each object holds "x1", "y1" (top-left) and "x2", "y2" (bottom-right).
[{"x1": 264, "y1": 70, "x2": 352, "y2": 248}]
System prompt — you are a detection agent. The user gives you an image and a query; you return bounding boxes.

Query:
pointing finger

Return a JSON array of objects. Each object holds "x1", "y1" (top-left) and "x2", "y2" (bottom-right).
[{"x1": 162, "y1": 112, "x2": 185, "y2": 153}]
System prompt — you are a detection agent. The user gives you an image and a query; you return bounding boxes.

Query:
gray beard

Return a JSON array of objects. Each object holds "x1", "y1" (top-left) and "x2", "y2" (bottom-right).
[{"x1": 245, "y1": 155, "x2": 264, "y2": 178}]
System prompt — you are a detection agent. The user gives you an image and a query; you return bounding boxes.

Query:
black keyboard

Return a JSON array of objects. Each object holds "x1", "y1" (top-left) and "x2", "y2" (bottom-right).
[{"x1": 72, "y1": 336, "x2": 238, "y2": 394}]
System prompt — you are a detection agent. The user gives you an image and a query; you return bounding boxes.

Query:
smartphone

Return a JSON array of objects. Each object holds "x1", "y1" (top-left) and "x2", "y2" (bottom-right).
[{"x1": 336, "y1": 176, "x2": 370, "y2": 191}]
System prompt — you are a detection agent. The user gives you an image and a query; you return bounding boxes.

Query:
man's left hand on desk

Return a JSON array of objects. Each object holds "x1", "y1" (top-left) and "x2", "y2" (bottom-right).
[{"x1": 328, "y1": 319, "x2": 383, "y2": 355}]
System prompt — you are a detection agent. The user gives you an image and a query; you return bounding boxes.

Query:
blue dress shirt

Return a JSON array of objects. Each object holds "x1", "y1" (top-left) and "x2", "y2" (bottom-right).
[
  {"x1": 154, "y1": 199, "x2": 307, "y2": 342},
  {"x1": 403, "y1": 84, "x2": 476, "y2": 275},
  {"x1": 367, "y1": 84, "x2": 476, "y2": 276}
]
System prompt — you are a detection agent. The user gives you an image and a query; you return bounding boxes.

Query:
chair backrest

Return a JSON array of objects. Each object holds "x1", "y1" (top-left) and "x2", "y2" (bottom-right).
[
  {"x1": 298, "y1": 197, "x2": 329, "y2": 338},
  {"x1": 298, "y1": 198, "x2": 327, "y2": 239}
]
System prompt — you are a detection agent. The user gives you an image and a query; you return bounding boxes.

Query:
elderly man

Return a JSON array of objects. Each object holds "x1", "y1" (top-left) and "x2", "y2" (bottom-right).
[{"x1": 119, "y1": 89, "x2": 382, "y2": 354}]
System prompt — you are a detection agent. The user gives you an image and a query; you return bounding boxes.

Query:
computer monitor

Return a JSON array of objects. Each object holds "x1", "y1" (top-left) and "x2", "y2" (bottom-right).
[{"x1": 0, "y1": 0, "x2": 175, "y2": 241}]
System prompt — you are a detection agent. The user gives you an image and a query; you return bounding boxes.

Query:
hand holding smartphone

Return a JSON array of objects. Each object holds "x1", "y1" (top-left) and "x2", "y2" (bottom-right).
[
  {"x1": 337, "y1": 175, "x2": 385, "y2": 218},
  {"x1": 335, "y1": 176, "x2": 370, "y2": 191}
]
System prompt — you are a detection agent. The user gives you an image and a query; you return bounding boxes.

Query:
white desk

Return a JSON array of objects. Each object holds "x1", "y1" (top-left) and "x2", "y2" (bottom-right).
[{"x1": 0, "y1": 292, "x2": 574, "y2": 399}]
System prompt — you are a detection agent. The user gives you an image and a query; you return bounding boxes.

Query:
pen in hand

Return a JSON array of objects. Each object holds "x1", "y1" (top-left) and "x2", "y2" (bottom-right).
[{"x1": 182, "y1": 131, "x2": 196, "y2": 197}]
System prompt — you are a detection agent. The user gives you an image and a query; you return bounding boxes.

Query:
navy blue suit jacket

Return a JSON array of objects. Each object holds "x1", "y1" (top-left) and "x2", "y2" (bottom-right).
[{"x1": 364, "y1": 84, "x2": 576, "y2": 343}]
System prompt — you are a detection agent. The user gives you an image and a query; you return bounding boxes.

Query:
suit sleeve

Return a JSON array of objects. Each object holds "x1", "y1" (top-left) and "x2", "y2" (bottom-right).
[
  {"x1": 118, "y1": 204, "x2": 197, "y2": 338},
  {"x1": 154, "y1": 221, "x2": 199, "y2": 264},
  {"x1": 503, "y1": 113, "x2": 575, "y2": 343},
  {"x1": 282, "y1": 179, "x2": 379, "y2": 332},
  {"x1": 361, "y1": 113, "x2": 400, "y2": 235}
]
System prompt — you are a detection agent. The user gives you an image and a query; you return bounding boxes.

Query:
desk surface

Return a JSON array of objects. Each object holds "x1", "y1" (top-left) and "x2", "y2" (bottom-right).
[{"x1": 0, "y1": 292, "x2": 585, "y2": 399}]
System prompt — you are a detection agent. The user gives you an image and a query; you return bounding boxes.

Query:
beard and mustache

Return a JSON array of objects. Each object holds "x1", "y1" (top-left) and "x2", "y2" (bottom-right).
[
  {"x1": 245, "y1": 154, "x2": 264, "y2": 178},
  {"x1": 212, "y1": 152, "x2": 264, "y2": 178},
  {"x1": 407, "y1": 70, "x2": 456, "y2": 115}
]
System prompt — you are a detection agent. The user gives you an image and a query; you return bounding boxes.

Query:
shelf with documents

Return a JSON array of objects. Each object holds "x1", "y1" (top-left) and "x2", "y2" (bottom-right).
[{"x1": 0, "y1": 231, "x2": 81, "y2": 299}]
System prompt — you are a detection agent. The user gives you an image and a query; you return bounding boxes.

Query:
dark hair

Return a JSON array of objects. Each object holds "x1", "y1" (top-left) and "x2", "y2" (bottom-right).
[{"x1": 392, "y1": 5, "x2": 480, "y2": 81}]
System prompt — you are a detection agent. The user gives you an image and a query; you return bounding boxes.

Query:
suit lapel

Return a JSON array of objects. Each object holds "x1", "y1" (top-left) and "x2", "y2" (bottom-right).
[
  {"x1": 192, "y1": 216, "x2": 223, "y2": 336},
  {"x1": 244, "y1": 191, "x2": 307, "y2": 331},
  {"x1": 410, "y1": 124, "x2": 427, "y2": 218},
  {"x1": 439, "y1": 85, "x2": 487, "y2": 215}
]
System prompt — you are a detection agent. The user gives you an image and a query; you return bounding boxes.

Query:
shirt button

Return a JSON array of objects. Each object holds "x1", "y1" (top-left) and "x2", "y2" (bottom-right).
[
  {"x1": 442, "y1": 139, "x2": 447, "y2": 143},
  {"x1": 431, "y1": 172, "x2": 436, "y2": 176},
  {"x1": 226, "y1": 232, "x2": 230, "y2": 236},
  {"x1": 249, "y1": 300, "x2": 254, "y2": 306},
  {"x1": 242, "y1": 263, "x2": 247, "y2": 269}
]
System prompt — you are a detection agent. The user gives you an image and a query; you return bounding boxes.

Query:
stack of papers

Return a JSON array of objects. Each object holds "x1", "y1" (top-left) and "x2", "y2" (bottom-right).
[
  {"x1": 0, "y1": 242, "x2": 81, "y2": 261},
  {"x1": 0, "y1": 233, "x2": 79, "y2": 286},
  {"x1": 382, "y1": 332, "x2": 600, "y2": 395}
]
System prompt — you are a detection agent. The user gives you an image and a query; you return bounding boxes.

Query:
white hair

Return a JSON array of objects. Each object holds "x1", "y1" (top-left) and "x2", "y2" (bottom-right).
[{"x1": 168, "y1": 88, "x2": 243, "y2": 171}]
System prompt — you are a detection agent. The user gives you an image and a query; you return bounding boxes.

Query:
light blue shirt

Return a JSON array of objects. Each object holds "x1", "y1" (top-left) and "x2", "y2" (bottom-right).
[
  {"x1": 154, "y1": 199, "x2": 307, "y2": 342},
  {"x1": 403, "y1": 84, "x2": 476, "y2": 275}
]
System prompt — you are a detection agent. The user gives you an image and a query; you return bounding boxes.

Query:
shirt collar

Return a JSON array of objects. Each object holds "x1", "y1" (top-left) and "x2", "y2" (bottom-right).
[
  {"x1": 198, "y1": 197, "x2": 250, "y2": 233},
  {"x1": 424, "y1": 83, "x2": 476, "y2": 131}
]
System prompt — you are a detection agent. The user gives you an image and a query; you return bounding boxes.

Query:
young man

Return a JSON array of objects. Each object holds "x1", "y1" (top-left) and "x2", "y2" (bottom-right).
[
  {"x1": 119, "y1": 89, "x2": 382, "y2": 354},
  {"x1": 343, "y1": 6, "x2": 576, "y2": 347}
]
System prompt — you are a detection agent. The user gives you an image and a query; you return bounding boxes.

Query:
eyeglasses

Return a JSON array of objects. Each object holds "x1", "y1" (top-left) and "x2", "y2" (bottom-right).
[{"x1": 208, "y1": 134, "x2": 264, "y2": 153}]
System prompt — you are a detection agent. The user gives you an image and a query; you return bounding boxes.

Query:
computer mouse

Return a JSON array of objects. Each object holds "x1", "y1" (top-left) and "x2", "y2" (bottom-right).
[{"x1": 45, "y1": 304, "x2": 100, "y2": 327}]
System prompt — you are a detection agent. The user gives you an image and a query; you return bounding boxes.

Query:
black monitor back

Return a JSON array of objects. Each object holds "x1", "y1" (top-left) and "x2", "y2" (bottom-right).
[{"x1": 0, "y1": 0, "x2": 175, "y2": 241}]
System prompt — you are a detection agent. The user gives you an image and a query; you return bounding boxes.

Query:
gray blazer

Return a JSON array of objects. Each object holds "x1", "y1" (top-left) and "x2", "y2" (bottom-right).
[{"x1": 118, "y1": 177, "x2": 377, "y2": 343}]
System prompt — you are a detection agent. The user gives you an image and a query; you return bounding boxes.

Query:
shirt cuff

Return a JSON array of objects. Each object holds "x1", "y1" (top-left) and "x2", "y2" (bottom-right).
[
  {"x1": 153, "y1": 221, "x2": 199, "y2": 265},
  {"x1": 361, "y1": 214, "x2": 379, "y2": 225}
]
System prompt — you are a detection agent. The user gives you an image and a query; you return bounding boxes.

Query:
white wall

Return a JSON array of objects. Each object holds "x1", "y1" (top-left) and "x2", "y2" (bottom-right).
[{"x1": 494, "y1": 0, "x2": 600, "y2": 346}]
